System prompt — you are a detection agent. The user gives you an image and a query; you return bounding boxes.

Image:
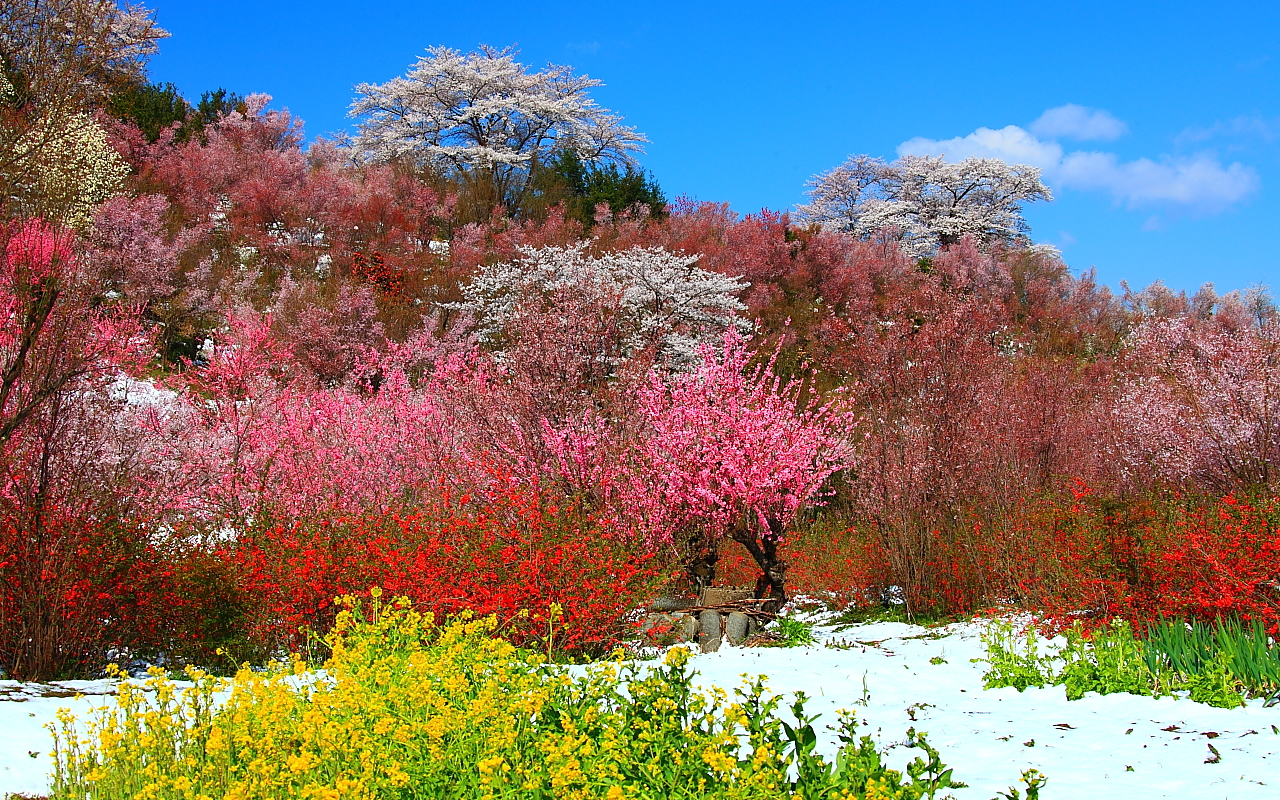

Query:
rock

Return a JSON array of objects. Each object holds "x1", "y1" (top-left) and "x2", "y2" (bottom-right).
[
  {"x1": 725, "y1": 612, "x2": 750, "y2": 645},
  {"x1": 650, "y1": 595, "x2": 694, "y2": 612},
  {"x1": 681, "y1": 613, "x2": 700, "y2": 642},
  {"x1": 638, "y1": 612, "x2": 677, "y2": 643},
  {"x1": 698, "y1": 587, "x2": 757, "y2": 607},
  {"x1": 699, "y1": 610, "x2": 722, "y2": 653}
]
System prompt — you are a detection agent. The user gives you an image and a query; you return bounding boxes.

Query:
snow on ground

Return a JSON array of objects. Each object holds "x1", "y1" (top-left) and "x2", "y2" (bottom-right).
[
  {"x1": 679, "y1": 619, "x2": 1279, "y2": 799},
  {"x1": 0, "y1": 679, "x2": 118, "y2": 798},
  {"x1": 1, "y1": 619, "x2": 1277, "y2": 799}
]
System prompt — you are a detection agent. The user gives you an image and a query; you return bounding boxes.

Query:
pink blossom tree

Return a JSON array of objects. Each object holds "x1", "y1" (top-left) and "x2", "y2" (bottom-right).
[
  {"x1": 0, "y1": 219, "x2": 157, "y2": 680},
  {"x1": 619, "y1": 331, "x2": 850, "y2": 609},
  {"x1": 0, "y1": 219, "x2": 144, "y2": 446}
]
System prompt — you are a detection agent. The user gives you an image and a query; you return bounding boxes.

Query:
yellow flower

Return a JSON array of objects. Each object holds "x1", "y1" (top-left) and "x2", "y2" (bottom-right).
[
  {"x1": 206, "y1": 727, "x2": 227, "y2": 753},
  {"x1": 287, "y1": 751, "x2": 317, "y2": 773}
]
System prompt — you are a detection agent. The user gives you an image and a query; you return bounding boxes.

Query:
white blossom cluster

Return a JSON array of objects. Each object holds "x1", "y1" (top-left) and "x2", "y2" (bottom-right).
[
  {"x1": 796, "y1": 154, "x2": 1052, "y2": 258},
  {"x1": 349, "y1": 45, "x2": 646, "y2": 179},
  {"x1": 455, "y1": 243, "x2": 750, "y2": 366},
  {"x1": 13, "y1": 113, "x2": 129, "y2": 229}
]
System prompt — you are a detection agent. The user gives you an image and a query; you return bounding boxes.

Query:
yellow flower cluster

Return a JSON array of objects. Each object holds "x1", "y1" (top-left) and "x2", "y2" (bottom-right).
[{"x1": 49, "y1": 593, "x2": 983, "y2": 800}]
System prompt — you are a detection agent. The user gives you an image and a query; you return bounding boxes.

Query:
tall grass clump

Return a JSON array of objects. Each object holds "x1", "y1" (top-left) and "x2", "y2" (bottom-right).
[{"x1": 982, "y1": 616, "x2": 1280, "y2": 709}]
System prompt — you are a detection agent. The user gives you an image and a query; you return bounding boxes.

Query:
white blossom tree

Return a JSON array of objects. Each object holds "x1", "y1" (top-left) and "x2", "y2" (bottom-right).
[
  {"x1": 796, "y1": 154, "x2": 1052, "y2": 258},
  {"x1": 455, "y1": 243, "x2": 749, "y2": 366},
  {"x1": 349, "y1": 45, "x2": 646, "y2": 211}
]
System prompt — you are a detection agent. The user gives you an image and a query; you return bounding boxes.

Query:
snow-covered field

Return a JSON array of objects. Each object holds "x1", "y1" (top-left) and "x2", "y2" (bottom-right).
[
  {"x1": 0, "y1": 678, "x2": 118, "y2": 799},
  {"x1": 2, "y1": 619, "x2": 1277, "y2": 799}
]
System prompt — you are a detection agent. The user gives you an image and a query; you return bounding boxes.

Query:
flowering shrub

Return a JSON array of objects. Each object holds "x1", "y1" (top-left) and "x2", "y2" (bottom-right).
[
  {"x1": 1146, "y1": 493, "x2": 1280, "y2": 628},
  {"x1": 352, "y1": 249, "x2": 406, "y2": 296},
  {"x1": 227, "y1": 486, "x2": 664, "y2": 658},
  {"x1": 51, "y1": 595, "x2": 1038, "y2": 800},
  {"x1": 800, "y1": 487, "x2": 1280, "y2": 630},
  {"x1": 0, "y1": 510, "x2": 169, "y2": 680}
]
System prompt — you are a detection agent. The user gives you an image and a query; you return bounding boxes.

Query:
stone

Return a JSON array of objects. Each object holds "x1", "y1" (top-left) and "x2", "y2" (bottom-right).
[
  {"x1": 698, "y1": 586, "x2": 757, "y2": 607},
  {"x1": 638, "y1": 612, "x2": 679, "y2": 643},
  {"x1": 681, "y1": 613, "x2": 700, "y2": 642},
  {"x1": 698, "y1": 610, "x2": 723, "y2": 653},
  {"x1": 650, "y1": 595, "x2": 695, "y2": 612},
  {"x1": 725, "y1": 611, "x2": 750, "y2": 645}
]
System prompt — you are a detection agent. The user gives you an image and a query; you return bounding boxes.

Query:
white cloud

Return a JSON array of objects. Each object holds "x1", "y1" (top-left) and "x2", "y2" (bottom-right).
[
  {"x1": 898, "y1": 125, "x2": 1062, "y2": 169},
  {"x1": 1057, "y1": 151, "x2": 1259, "y2": 212},
  {"x1": 897, "y1": 108, "x2": 1259, "y2": 216},
  {"x1": 1030, "y1": 104, "x2": 1128, "y2": 141},
  {"x1": 1175, "y1": 115, "x2": 1280, "y2": 146}
]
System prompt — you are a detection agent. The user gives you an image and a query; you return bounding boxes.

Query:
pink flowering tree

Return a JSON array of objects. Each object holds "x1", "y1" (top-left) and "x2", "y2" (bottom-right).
[
  {"x1": 0, "y1": 219, "x2": 145, "y2": 446},
  {"x1": 620, "y1": 331, "x2": 850, "y2": 609},
  {"x1": 144, "y1": 311, "x2": 483, "y2": 532},
  {"x1": 0, "y1": 218, "x2": 158, "y2": 680}
]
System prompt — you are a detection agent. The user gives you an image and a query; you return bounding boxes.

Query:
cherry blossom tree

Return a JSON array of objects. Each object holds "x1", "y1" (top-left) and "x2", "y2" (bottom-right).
[
  {"x1": 0, "y1": 220, "x2": 143, "y2": 447},
  {"x1": 0, "y1": 1, "x2": 164, "y2": 226},
  {"x1": 0, "y1": 1, "x2": 166, "y2": 110},
  {"x1": 349, "y1": 45, "x2": 646, "y2": 213},
  {"x1": 0, "y1": 219, "x2": 155, "y2": 681},
  {"x1": 796, "y1": 155, "x2": 1052, "y2": 257},
  {"x1": 85, "y1": 193, "x2": 195, "y2": 306}
]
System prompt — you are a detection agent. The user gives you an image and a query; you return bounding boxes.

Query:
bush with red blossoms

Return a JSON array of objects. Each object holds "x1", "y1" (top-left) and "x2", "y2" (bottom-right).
[{"x1": 225, "y1": 484, "x2": 663, "y2": 658}]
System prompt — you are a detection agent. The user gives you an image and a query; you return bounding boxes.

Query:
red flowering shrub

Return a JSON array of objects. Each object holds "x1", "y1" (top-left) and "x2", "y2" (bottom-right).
[
  {"x1": 351, "y1": 249, "x2": 406, "y2": 297},
  {"x1": 804, "y1": 486, "x2": 1280, "y2": 631},
  {"x1": 226, "y1": 486, "x2": 663, "y2": 658},
  {"x1": 0, "y1": 509, "x2": 174, "y2": 680},
  {"x1": 1145, "y1": 494, "x2": 1280, "y2": 629},
  {"x1": 782, "y1": 522, "x2": 892, "y2": 608}
]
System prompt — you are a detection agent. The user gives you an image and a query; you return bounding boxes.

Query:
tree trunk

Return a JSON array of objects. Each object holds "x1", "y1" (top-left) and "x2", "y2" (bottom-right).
[
  {"x1": 685, "y1": 531, "x2": 719, "y2": 595},
  {"x1": 730, "y1": 517, "x2": 789, "y2": 614}
]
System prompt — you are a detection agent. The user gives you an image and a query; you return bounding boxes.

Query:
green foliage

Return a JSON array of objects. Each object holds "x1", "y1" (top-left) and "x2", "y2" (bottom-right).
[
  {"x1": 772, "y1": 615, "x2": 818, "y2": 647},
  {"x1": 537, "y1": 150, "x2": 667, "y2": 226},
  {"x1": 980, "y1": 619, "x2": 1056, "y2": 692},
  {"x1": 981, "y1": 615, "x2": 1276, "y2": 708},
  {"x1": 105, "y1": 81, "x2": 190, "y2": 142},
  {"x1": 103, "y1": 82, "x2": 246, "y2": 145},
  {"x1": 183, "y1": 88, "x2": 246, "y2": 142},
  {"x1": 1184, "y1": 651, "x2": 1246, "y2": 709},
  {"x1": 1059, "y1": 620, "x2": 1156, "y2": 700}
]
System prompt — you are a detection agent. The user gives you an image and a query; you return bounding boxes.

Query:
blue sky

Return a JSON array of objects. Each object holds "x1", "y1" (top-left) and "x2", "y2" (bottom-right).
[{"x1": 147, "y1": 0, "x2": 1279, "y2": 294}]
